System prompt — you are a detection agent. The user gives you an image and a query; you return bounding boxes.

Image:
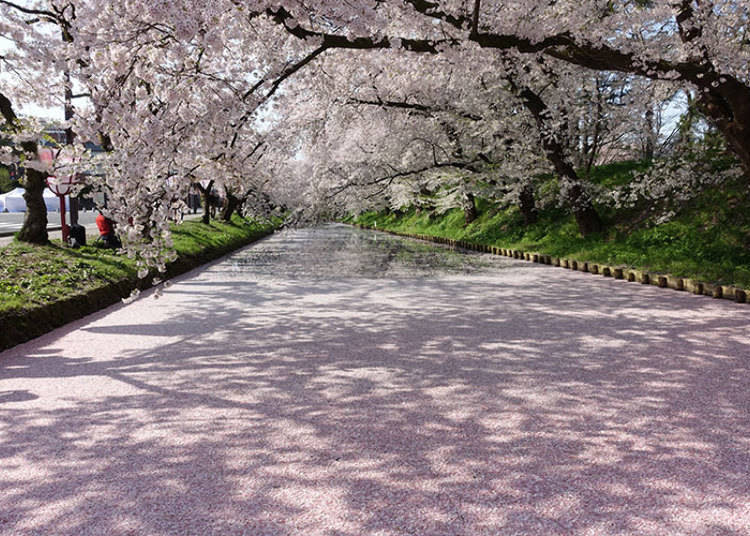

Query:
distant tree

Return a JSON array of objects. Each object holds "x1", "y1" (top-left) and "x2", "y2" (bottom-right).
[
  {"x1": 0, "y1": 92, "x2": 49, "y2": 242},
  {"x1": 0, "y1": 166, "x2": 13, "y2": 194}
]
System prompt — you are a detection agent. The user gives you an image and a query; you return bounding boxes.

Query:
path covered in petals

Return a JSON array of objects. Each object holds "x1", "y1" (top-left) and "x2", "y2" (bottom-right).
[{"x1": 1, "y1": 224, "x2": 749, "y2": 535}]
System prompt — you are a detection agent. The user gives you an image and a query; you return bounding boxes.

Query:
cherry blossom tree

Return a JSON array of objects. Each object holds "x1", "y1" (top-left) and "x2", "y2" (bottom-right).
[
  {"x1": 0, "y1": 0, "x2": 77, "y2": 243},
  {"x1": 291, "y1": 47, "x2": 667, "y2": 235},
  {"x1": 256, "y1": 1, "x2": 749, "y2": 176},
  {"x1": 3, "y1": 0, "x2": 747, "y2": 268}
]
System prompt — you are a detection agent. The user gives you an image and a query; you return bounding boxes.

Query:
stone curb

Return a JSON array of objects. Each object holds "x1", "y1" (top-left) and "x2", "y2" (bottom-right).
[{"x1": 353, "y1": 223, "x2": 749, "y2": 305}]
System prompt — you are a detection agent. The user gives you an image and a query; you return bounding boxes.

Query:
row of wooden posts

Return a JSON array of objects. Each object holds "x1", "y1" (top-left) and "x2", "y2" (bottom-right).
[{"x1": 355, "y1": 224, "x2": 748, "y2": 304}]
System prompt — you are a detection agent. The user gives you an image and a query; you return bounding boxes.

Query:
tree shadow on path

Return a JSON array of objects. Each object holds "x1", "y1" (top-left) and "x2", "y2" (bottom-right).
[{"x1": 1, "y1": 225, "x2": 749, "y2": 535}]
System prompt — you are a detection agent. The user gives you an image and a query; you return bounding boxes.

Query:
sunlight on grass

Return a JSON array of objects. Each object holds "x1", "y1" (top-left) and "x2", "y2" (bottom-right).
[
  {"x1": 0, "y1": 216, "x2": 274, "y2": 315},
  {"x1": 354, "y1": 172, "x2": 750, "y2": 288}
]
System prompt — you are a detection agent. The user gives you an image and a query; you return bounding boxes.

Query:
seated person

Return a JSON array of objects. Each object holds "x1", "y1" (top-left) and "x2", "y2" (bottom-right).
[{"x1": 95, "y1": 211, "x2": 122, "y2": 249}]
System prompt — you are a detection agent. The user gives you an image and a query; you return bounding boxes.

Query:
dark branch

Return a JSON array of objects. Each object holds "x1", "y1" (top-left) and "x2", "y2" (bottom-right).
[
  {"x1": 233, "y1": 44, "x2": 330, "y2": 149},
  {"x1": 326, "y1": 158, "x2": 485, "y2": 201},
  {"x1": 471, "y1": 0, "x2": 481, "y2": 35},
  {"x1": 266, "y1": 5, "x2": 456, "y2": 54},
  {"x1": 0, "y1": 0, "x2": 58, "y2": 23},
  {"x1": 0, "y1": 91, "x2": 20, "y2": 129},
  {"x1": 403, "y1": 0, "x2": 471, "y2": 29},
  {"x1": 347, "y1": 97, "x2": 484, "y2": 121}
]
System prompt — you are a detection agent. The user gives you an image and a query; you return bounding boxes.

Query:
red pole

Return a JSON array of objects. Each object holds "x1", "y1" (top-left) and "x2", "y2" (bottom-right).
[{"x1": 59, "y1": 195, "x2": 69, "y2": 243}]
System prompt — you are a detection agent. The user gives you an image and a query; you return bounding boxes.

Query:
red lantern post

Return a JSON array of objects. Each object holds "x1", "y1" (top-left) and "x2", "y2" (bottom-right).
[
  {"x1": 46, "y1": 175, "x2": 74, "y2": 243},
  {"x1": 40, "y1": 147, "x2": 77, "y2": 245}
]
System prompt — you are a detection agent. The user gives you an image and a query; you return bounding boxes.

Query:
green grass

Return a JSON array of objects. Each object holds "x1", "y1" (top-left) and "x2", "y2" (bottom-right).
[
  {"x1": 0, "y1": 241, "x2": 130, "y2": 311},
  {"x1": 584, "y1": 159, "x2": 651, "y2": 187},
  {"x1": 353, "y1": 170, "x2": 750, "y2": 288},
  {"x1": 0, "y1": 166, "x2": 13, "y2": 194},
  {"x1": 0, "y1": 215, "x2": 274, "y2": 316}
]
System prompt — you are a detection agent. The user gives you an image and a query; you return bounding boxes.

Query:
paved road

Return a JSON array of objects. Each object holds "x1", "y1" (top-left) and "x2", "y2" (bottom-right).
[
  {"x1": 0, "y1": 211, "x2": 100, "y2": 247},
  {"x1": 1, "y1": 224, "x2": 749, "y2": 535},
  {"x1": 0, "y1": 210, "x2": 95, "y2": 230},
  {"x1": 0, "y1": 211, "x2": 99, "y2": 231},
  {"x1": 0, "y1": 210, "x2": 203, "y2": 246}
]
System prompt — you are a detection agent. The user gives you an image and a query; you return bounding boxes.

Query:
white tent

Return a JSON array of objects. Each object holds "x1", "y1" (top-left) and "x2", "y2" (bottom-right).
[
  {"x1": 0, "y1": 187, "x2": 69, "y2": 212},
  {"x1": 44, "y1": 188, "x2": 66, "y2": 211},
  {"x1": 1, "y1": 187, "x2": 26, "y2": 212}
]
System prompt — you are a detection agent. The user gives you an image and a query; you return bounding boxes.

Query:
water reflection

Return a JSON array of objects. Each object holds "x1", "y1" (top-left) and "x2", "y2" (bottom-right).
[{"x1": 219, "y1": 224, "x2": 515, "y2": 280}]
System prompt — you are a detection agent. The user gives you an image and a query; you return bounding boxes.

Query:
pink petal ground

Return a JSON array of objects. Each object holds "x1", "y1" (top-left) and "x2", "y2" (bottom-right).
[{"x1": 1, "y1": 225, "x2": 748, "y2": 535}]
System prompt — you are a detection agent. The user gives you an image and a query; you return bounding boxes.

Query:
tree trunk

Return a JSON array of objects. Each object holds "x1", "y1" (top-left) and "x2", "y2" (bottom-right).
[
  {"x1": 463, "y1": 193, "x2": 477, "y2": 225},
  {"x1": 643, "y1": 107, "x2": 656, "y2": 162},
  {"x1": 697, "y1": 77, "x2": 750, "y2": 179},
  {"x1": 196, "y1": 180, "x2": 214, "y2": 225},
  {"x1": 515, "y1": 84, "x2": 604, "y2": 236},
  {"x1": 221, "y1": 193, "x2": 240, "y2": 221},
  {"x1": 0, "y1": 92, "x2": 49, "y2": 244},
  {"x1": 567, "y1": 182, "x2": 603, "y2": 236},
  {"x1": 201, "y1": 192, "x2": 212, "y2": 224},
  {"x1": 16, "y1": 168, "x2": 49, "y2": 244},
  {"x1": 518, "y1": 182, "x2": 537, "y2": 225}
]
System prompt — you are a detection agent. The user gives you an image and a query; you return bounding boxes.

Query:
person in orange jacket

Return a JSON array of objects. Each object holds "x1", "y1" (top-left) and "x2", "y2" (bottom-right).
[{"x1": 95, "y1": 211, "x2": 122, "y2": 249}]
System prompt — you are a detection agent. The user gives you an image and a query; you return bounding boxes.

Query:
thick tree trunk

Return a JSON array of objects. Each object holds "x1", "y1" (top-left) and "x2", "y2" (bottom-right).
[
  {"x1": 671, "y1": 4, "x2": 750, "y2": 179},
  {"x1": 221, "y1": 193, "x2": 241, "y2": 222},
  {"x1": 515, "y1": 85, "x2": 604, "y2": 236},
  {"x1": 0, "y1": 92, "x2": 49, "y2": 244},
  {"x1": 518, "y1": 182, "x2": 537, "y2": 225},
  {"x1": 195, "y1": 180, "x2": 214, "y2": 225},
  {"x1": 17, "y1": 169, "x2": 49, "y2": 244},
  {"x1": 697, "y1": 77, "x2": 750, "y2": 179},
  {"x1": 567, "y1": 182, "x2": 603, "y2": 236},
  {"x1": 201, "y1": 192, "x2": 212, "y2": 224},
  {"x1": 463, "y1": 193, "x2": 477, "y2": 225}
]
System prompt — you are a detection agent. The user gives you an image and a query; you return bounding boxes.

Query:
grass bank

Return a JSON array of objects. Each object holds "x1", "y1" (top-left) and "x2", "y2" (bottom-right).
[
  {"x1": 351, "y1": 166, "x2": 750, "y2": 290},
  {"x1": 0, "y1": 216, "x2": 275, "y2": 351}
]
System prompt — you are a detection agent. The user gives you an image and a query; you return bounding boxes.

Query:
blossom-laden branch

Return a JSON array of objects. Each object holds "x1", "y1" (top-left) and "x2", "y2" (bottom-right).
[
  {"x1": 325, "y1": 158, "x2": 486, "y2": 202},
  {"x1": 263, "y1": 1, "x2": 750, "y2": 178}
]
